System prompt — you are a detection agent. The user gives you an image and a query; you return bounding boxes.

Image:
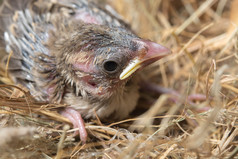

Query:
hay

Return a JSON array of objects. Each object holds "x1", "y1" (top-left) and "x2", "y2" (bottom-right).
[{"x1": 0, "y1": 0, "x2": 237, "y2": 158}]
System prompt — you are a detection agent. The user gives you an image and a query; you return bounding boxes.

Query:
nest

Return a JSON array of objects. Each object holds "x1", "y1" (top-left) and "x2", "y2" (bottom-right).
[{"x1": 0, "y1": 0, "x2": 238, "y2": 158}]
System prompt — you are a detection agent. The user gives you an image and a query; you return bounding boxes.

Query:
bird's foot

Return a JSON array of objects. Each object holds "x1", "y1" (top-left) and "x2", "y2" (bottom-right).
[
  {"x1": 140, "y1": 80, "x2": 207, "y2": 105},
  {"x1": 60, "y1": 107, "x2": 87, "y2": 143}
]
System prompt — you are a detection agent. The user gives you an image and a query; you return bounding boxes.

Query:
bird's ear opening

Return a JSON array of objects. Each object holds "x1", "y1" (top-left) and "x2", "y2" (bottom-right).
[
  {"x1": 81, "y1": 75, "x2": 108, "y2": 96},
  {"x1": 71, "y1": 59, "x2": 108, "y2": 96}
]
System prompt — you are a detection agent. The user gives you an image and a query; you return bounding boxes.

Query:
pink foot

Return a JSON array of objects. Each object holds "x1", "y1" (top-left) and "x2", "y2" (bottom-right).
[
  {"x1": 186, "y1": 94, "x2": 207, "y2": 105},
  {"x1": 187, "y1": 94, "x2": 207, "y2": 102},
  {"x1": 61, "y1": 108, "x2": 87, "y2": 143},
  {"x1": 141, "y1": 80, "x2": 207, "y2": 105}
]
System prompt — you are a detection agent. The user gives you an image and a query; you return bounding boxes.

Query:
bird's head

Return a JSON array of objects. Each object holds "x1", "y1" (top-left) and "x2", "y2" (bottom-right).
[{"x1": 50, "y1": 23, "x2": 170, "y2": 99}]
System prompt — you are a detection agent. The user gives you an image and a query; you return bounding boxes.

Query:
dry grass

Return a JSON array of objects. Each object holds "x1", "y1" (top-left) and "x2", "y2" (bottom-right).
[{"x1": 0, "y1": 0, "x2": 238, "y2": 158}]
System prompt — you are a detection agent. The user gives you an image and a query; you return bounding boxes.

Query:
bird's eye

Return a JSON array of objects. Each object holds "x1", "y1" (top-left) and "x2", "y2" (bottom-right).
[{"x1": 103, "y1": 60, "x2": 119, "y2": 73}]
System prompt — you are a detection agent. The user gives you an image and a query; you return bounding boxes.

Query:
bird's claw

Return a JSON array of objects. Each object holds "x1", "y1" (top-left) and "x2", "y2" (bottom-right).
[{"x1": 61, "y1": 108, "x2": 87, "y2": 143}]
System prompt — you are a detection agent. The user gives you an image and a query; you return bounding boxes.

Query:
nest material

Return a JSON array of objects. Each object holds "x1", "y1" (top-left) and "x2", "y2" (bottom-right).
[{"x1": 0, "y1": 0, "x2": 238, "y2": 158}]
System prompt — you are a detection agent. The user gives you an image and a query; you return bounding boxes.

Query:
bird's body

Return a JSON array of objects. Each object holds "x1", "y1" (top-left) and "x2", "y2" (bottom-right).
[{"x1": 0, "y1": 0, "x2": 170, "y2": 141}]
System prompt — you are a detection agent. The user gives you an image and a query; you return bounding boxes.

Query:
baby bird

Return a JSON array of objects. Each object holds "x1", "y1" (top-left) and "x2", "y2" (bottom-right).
[{"x1": 0, "y1": 0, "x2": 170, "y2": 142}]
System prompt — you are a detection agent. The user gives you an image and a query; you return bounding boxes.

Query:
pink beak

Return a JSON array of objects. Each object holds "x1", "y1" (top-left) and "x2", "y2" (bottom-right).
[{"x1": 120, "y1": 40, "x2": 171, "y2": 80}]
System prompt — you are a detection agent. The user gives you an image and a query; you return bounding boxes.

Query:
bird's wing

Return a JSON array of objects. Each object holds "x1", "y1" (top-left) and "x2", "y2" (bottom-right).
[{"x1": 0, "y1": 0, "x2": 62, "y2": 101}]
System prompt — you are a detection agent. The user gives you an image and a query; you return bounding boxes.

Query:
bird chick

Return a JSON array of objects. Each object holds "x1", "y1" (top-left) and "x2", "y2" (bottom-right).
[{"x1": 0, "y1": 0, "x2": 170, "y2": 142}]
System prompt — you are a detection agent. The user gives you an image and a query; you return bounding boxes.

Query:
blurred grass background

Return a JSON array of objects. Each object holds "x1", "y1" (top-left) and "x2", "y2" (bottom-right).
[{"x1": 0, "y1": 0, "x2": 237, "y2": 158}]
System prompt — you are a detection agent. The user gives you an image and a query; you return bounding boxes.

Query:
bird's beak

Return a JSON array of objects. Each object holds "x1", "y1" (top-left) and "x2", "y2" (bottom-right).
[{"x1": 120, "y1": 40, "x2": 171, "y2": 80}]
